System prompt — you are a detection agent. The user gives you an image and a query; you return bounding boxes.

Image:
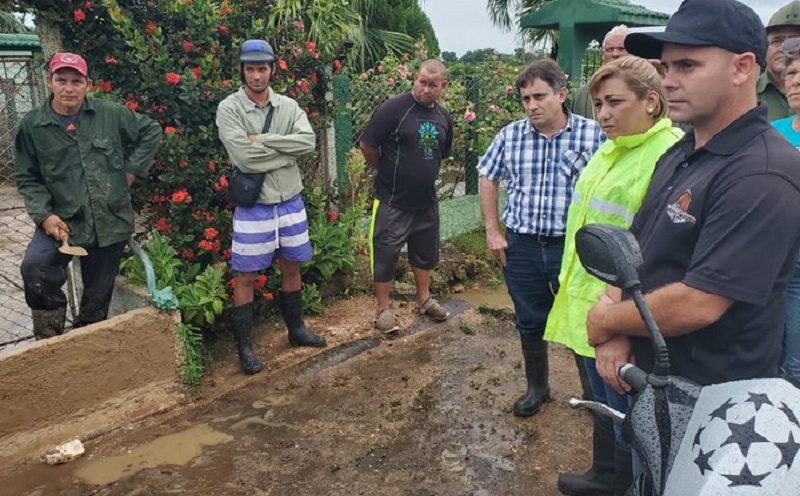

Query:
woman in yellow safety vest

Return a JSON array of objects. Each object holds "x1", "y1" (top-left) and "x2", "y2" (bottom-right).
[{"x1": 545, "y1": 56, "x2": 683, "y2": 496}]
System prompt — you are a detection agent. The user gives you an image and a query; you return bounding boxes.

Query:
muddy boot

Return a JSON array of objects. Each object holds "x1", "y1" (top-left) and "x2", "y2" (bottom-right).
[
  {"x1": 229, "y1": 302, "x2": 264, "y2": 375},
  {"x1": 279, "y1": 290, "x2": 326, "y2": 347},
  {"x1": 557, "y1": 415, "x2": 615, "y2": 495},
  {"x1": 512, "y1": 338, "x2": 551, "y2": 417},
  {"x1": 613, "y1": 445, "x2": 633, "y2": 496},
  {"x1": 31, "y1": 307, "x2": 66, "y2": 340}
]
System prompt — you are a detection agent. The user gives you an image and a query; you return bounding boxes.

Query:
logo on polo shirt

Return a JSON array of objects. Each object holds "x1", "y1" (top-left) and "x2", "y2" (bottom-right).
[{"x1": 667, "y1": 189, "x2": 697, "y2": 225}]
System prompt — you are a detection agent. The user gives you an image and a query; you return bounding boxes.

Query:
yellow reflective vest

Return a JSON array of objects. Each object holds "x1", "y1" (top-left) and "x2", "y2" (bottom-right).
[{"x1": 544, "y1": 118, "x2": 683, "y2": 358}]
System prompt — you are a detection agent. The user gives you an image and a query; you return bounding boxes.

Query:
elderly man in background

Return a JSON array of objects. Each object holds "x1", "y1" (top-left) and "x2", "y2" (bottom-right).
[
  {"x1": 572, "y1": 25, "x2": 630, "y2": 118},
  {"x1": 759, "y1": 1, "x2": 800, "y2": 121}
]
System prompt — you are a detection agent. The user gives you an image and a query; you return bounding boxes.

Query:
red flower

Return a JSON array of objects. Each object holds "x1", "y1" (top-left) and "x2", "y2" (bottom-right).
[
  {"x1": 218, "y1": 25, "x2": 229, "y2": 35},
  {"x1": 207, "y1": 160, "x2": 216, "y2": 172},
  {"x1": 298, "y1": 80, "x2": 309, "y2": 93},
  {"x1": 192, "y1": 66, "x2": 201, "y2": 80},
  {"x1": 228, "y1": 279, "x2": 237, "y2": 290},
  {"x1": 172, "y1": 189, "x2": 192, "y2": 204},
  {"x1": 153, "y1": 217, "x2": 170, "y2": 232},
  {"x1": 179, "y1": 160, "x2": 188, "y2": 168},
  {"x1": 221, "y1": 79, "x2": 232, "y2": 88},
  {"x1": 164, "y1": 126, "x2": 176, "y2": 134},
  {"x1": 97, "y1": 80, "x2": 112, "y2": 92},
  {"x1": 152, "y1": 195, "x2": 166, "y2": 203},
  {"x1": 219, "y1": 4, "x2": 233, "y2": 16},
  {"x1": 277, "y1": 59, "x2": 288, "y2": 72},
  {"x1": 105, "y1": 57, "x2": 119, "y2": 65},
  {"x1": 305, "y1": 41, "x2": 316, "y2": 53},
  {"x1": 222, "y1": 249, "x2": 232, "y2": 261},
  {"x1": 333, "y1": 60, "x2": 342, "y2": 72},
  {"x1": 198, "y1": 240, "x2": 214, "y2": 251},
  {"x1": 262, "y1": 291, "x2": 274, "y2": 301},
  {"x1": 220, "y1": 175, "x2": 228, "y2": 188},
  {"x1": 310, "y1": 72, "x2": 318, "y2": 85},
  {"x1": 84, "y1": 1, "x2": 94, "y2": 8},
  {"x1": 165, "y1": 72, "x2": 182, "y2": 85},
  {"x1": 293, "y1": 22, "x2": 304, "y2": 30},
  {"x1": 327, "y1": 210, "x2": 338, "y2": 222},
  {"x1": 181, "y1": 248, "x2": 195, "y2": 261},
  {"x1": 182, "y1": 40, "x2": 194, "y2": 52},
  {"x1": 287, "y1": 88, "x2": 297, "y2": 98},
  {"x1": 73, "y1": 9, "x2": 86, "y2": 22},
  {"x1": 204, "y1": 227, "x2": 219, "y2": 240},
  {"x1": 145, "y1": 21, "x2": 157, "y2": 34},
  {"x1": 125, "y1": 100, "x2": 138, "y2": 112},
  {"x1": 212, "y1": 240, "x2": 221, "y2": 252},
  {"x1": 253, "y1": 274, "x2": 268, "y2": 291}
]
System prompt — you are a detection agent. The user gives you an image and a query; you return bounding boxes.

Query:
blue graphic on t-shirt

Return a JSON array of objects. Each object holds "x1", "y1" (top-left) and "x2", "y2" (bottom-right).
[{"x1": 418, "y1": 121, "x2": 439, "y2": 159}]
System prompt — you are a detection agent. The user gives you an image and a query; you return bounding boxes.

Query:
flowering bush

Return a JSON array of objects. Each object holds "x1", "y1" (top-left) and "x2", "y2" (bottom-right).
[{"x1": 26, "y1": 0, "x2": 349, "y2": 298}]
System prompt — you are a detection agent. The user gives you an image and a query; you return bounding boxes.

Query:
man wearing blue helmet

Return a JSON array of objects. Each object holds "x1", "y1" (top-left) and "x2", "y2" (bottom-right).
[{"x1": 216, "y1": 39, "x2": 326, "y2": 375}]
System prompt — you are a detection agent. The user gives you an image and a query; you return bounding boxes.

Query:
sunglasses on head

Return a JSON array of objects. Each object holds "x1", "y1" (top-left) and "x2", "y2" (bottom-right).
[{"x1": 782, "y1": 37, "x2": 800, "y2": 55}]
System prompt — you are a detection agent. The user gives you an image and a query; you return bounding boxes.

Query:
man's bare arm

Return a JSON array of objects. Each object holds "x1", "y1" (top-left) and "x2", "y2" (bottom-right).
[
  {"x1": 587, "y1": 282, "x2": 733, "y2": 345},
  {"x1": 359, "y1": 141, "x2": 381, "y2": 168}
]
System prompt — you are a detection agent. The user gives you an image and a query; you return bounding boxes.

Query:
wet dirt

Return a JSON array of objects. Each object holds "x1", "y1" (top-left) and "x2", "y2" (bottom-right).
[{"x1": 0, "y1": 289, "x2": 593, "y2": 496}]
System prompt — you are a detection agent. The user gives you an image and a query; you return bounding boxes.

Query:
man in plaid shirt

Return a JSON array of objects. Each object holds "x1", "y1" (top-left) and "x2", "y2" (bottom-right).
[{"x1": 478, "y1": 59, "x2": 604, "y2": 417}]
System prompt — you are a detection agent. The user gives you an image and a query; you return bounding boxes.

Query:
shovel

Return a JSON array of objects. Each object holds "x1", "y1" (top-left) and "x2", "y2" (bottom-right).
[{"x1": 58, "y1": 228, "x2": 88, "y2": 257}]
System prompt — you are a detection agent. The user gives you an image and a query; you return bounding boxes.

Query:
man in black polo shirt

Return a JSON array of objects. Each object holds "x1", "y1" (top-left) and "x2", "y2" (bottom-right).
[{"x1": 585, "y1": 0, "x2": 800, "y2": 390}]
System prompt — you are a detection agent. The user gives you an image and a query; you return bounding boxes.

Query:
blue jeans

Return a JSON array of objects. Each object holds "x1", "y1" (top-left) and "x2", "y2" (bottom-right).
[
  {"x1": 502, "y1": 229, "x2": 564, "y2": 341},
  {"x1": 583, "y1": 357, "x2": 630, "y2": 447},
  {"x1": 784, "y1": 259, "x2": 800, "y2": 387}
]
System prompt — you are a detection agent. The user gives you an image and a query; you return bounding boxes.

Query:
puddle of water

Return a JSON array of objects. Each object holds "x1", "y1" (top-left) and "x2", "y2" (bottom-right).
[
  {"x1": 457, "y1": 285, "x2": 513, "y2": 310},
  {"x1": 73, "y1": 423, "x2": 233, "y2": 486}
]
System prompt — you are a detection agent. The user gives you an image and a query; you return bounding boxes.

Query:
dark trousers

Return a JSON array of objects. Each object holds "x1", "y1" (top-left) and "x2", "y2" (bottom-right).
[
  {"x1": 502, "y1": 229, "x2": 564, "y2": 341},
  {"x1": 20, "y1": 228, "x2": 126, "y2": 325}
]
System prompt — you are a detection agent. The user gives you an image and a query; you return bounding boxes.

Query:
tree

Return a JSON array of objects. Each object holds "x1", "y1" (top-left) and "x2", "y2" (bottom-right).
[
  {"x1": 485, "y1": 0, "x2": 556, "y2": 55},
  {"x1": 441, "y1": 51, "x2": 457, "y2": 63},
  {"x1": 460, "y1": 48, "x2": 497, "y2": 64},
  {"x1": 0, "y1": 10, "x2": 30, "y2": 33}
]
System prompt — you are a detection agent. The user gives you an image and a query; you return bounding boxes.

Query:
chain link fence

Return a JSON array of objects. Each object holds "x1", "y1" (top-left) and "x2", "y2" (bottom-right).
[
  {"x1": 0, "y1": 56, "x2": 43, "y2": 348},
  {"x1": 342, "y1": 74, "x2": 502, "y2": 200}
]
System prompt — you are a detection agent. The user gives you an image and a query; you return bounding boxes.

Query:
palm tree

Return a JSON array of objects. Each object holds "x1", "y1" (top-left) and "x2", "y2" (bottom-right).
[
  {"x1": 485, "y1": 0, "x2": 556, "y2": 55},
  {"x1": 0, "y1": 10, "x2": 31, "y2": 33},
  {"x1": 267, "y1": 0, "x2": 416, "y2": 71}
]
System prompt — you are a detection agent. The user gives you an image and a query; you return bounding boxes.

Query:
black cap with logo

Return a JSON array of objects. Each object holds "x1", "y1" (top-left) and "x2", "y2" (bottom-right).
[{"x1": 624, "y1": 0, "x2": 767, "y2": 68}]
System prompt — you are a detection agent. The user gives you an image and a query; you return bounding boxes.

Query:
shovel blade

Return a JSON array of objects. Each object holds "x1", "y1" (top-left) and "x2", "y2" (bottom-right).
[{"x1": 59, "y1": 246, "x2": 89, "y2": 257}]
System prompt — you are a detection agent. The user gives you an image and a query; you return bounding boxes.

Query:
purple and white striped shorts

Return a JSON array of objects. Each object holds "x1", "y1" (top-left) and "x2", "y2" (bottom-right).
[{"x1": 231, "y1": 194, "x2": 313, "y2": 272}]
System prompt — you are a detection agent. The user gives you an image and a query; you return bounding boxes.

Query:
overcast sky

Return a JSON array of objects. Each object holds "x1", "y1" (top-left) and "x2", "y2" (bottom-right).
[{"x1": 421, "y1": 0, "x2": 788, "y2": 56}]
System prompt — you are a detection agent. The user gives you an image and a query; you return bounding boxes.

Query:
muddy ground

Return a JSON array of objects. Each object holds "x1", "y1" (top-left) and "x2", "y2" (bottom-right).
[{"x1": 0, "y1": 292, "x2": 593, "y2": 496}]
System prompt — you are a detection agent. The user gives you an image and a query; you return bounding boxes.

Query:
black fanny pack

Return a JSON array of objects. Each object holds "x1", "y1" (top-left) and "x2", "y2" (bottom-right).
[{"x1": 227, "y1": 106, "x2": 274, "y2": 208}]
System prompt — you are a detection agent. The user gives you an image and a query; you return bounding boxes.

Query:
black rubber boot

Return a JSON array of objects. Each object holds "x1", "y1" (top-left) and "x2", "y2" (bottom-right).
[
  {"x1": 613, "y1": 445, "x2": 633, "y2": 496},
  {"x1": 512, "y1": 338, "x2": 551, "y2": 417},
  {"x1": 229, "y1": 302, "x2": 264, "y2": 375},
  {"x1": 31, "y1": 307, "x2": 66, "y2": 340},
  {"x1": 574, "y1": 351, "x2": 593, "y2": 401},
  {"x1": 279, "y1": 290, "x2": 326, "y2": 347},
  {"x1": 557, "y1": 415, "x2": 616, "y2": 495}
]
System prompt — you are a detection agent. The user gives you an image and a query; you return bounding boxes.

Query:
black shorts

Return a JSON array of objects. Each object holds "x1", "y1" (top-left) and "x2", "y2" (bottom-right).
[{"x1": 369, "y1": 199, "x2": 440, "y2": 283}]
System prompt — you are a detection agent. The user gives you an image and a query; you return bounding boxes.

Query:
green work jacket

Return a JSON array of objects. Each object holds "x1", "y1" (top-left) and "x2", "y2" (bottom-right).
[
  {"x1": 14, "y1": 97, "x2": 161, "y2": 247},
  {"x1": 757, "y1": 72, "x2": 791, "y2": 122},
  {"x1": 544, "y1": 118, "x2": 683, "y2": 358}
]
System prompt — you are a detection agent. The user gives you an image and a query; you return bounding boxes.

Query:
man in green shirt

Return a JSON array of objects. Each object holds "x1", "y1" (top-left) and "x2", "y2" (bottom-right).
[
  {"x1": 759, "y1": 1, "x2": 800, "y2": 121},
  {"x1": 15, "y1": 52, "x2": 161, "y2": 339}
]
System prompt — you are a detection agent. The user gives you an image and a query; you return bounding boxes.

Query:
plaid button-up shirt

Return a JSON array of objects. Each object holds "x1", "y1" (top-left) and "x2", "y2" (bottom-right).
[{"x1": 477, "y1": 113, "x2": 605, "y2": 237}]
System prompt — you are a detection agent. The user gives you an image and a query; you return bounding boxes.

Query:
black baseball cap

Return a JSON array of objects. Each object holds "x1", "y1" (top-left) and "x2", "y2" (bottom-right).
[{"x1": 625, "y1": 0, "x2": 767, "y2": 68}]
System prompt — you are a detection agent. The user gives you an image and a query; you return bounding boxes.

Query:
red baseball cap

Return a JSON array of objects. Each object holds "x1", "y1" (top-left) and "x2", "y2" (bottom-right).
[{"x1": 49, "y1": 52, "x2": 88, "y2": 77}]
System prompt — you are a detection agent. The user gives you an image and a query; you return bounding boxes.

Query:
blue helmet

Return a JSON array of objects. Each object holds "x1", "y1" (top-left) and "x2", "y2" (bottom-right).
[{"x1": 240, "y1": 39, "x2": 275, "y2": 63}]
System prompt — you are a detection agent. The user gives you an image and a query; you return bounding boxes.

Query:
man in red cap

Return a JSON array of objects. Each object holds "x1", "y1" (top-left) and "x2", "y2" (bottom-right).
[{"x1": 14, "y1": 52, "x2": 162, "y2": 339}]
